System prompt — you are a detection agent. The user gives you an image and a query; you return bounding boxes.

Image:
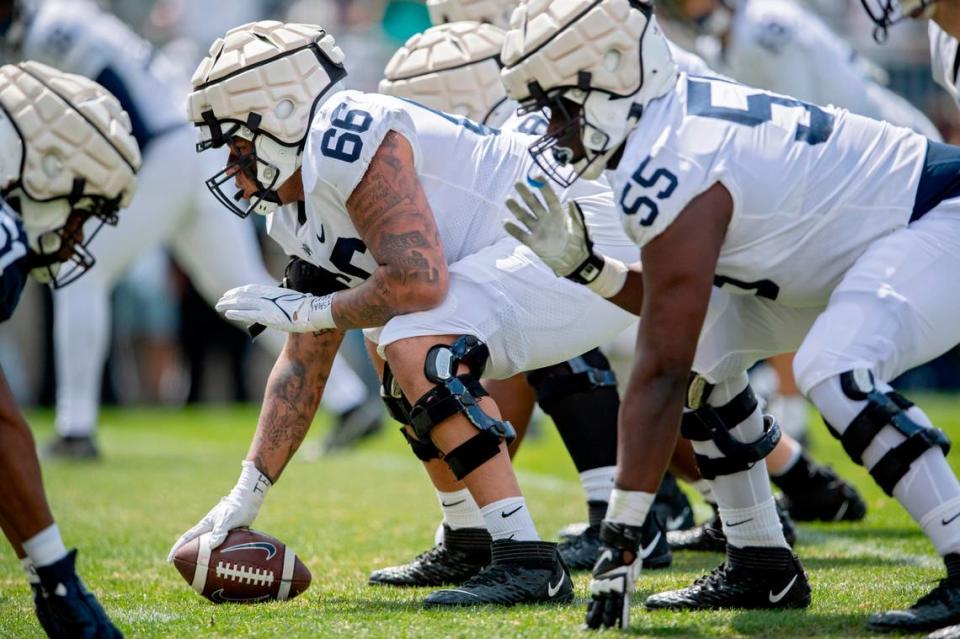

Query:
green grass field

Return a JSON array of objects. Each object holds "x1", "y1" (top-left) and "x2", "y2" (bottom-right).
[{"x1": 2, "y1": 397, "x2": 959, "y2": 638}]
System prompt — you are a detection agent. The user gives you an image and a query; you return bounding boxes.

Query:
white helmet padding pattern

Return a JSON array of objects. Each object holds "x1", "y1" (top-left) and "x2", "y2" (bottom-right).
[
  {"x1": 0, "y1": 61, "x2": 140, "y2": 287},
  {"x1": 427, "y1": 0, "x2": 517, "y2": 30},
  {"x1": 380, "y1": 22, "x2": 516, "y2": 127},
  {"x1": 187, "y1": 21, "x2": 347, "y2": 217},
  {"x1": 500, "y1": 0, "x2": 677, "y2": 186}
]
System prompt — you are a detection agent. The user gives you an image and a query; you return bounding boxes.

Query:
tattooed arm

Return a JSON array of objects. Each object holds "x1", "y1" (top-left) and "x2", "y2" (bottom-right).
[
  {"x1": 245, "y1": 329, "x2": 344, "y2": 482},
  {"x1": 330, "y1": 131, "x2": 449, "y2": 329}
]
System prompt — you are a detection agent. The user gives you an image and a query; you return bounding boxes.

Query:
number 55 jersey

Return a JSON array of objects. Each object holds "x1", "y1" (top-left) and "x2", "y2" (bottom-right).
[{"x1": 611, "y1": 73, "x2": 934, "y2": 308}]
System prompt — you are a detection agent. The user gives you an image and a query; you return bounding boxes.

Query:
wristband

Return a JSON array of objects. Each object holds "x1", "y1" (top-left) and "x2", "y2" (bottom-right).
[{"x1": 575, "y1": 255, "x2": 630, "y2": 298}]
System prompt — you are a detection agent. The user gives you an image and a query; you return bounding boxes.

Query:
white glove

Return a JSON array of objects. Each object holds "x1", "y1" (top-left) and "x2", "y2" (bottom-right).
[
  {"x1": 504, "y1": 177, "x2": 594, "y2": 279},
  {"x1": 504, "y1": 177, "x2": 629, "y2": 298},
  {"x1": 216, "y1": 284, "x2": 336, "y2": 333},
  {"x1": 167, "y1": 461, "x2": 272, "y2": 561}
]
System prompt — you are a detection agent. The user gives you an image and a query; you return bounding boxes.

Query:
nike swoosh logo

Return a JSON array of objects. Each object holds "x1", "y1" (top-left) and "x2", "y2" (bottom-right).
[
  {"x1": 220, "y1": 541, "x2": 278, "y2": 560},
  {"x1": 501, "y1": 505, "x2": 523, "y2": 518},
  {"x1": 317, "y1": 225, "x2": 325, "y2": 243},
  {"x1": 441, "y1": 499, "x2": 465, "y2": 508},
  {"x1": 727, "y1": 518, "x2": 753, "y2": 527},
  {"x1": 768, "y1": 574, "x2": 798, "y2": 603},
  {"x1": 547, "y1": 573, "x2": 565, "y2": 597},
  {"x1": 943, "y1": 511, "x2": 960, "y2": 526},
  {"x1": 665, "y1": 508, "x2": 691, "y2": 531},
  {"x1": 638, "y1": 532, "x2": 661, "y2": 559},
  {"x1": 210, "y1": 588, "x2": 272, "y2": 603}
]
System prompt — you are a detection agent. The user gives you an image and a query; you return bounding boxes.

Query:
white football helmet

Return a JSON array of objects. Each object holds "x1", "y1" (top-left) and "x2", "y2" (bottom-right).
[
  {"x1": 380, "y1": 22, "x2": 515, "y2": 127},
  {"x1": 500, "y1": 0, "x2": 677, "y2": 186},
  {"x1": 860, "y1": 0, "x2": 937, "y2": 41},
  {"x1": 186, "y1": 21, "x2": 347, "y2": 217},
  {"x1": 0, "y1": 61, "x2": 140, "y2": 287},
  {"x1": 427, "y1": 0, "x2": 517, "y2": 29}
]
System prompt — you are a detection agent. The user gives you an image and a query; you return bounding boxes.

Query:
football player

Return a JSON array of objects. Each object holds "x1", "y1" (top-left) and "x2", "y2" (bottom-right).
[
  {"x1": 375, "y1": 20, "x2": 671, "y2": 577},
  {"x1": 501, "y1": 0, "x2": 960, "y2": 632},
  {"x1": 0, "y1": 0, "x2": 376, "y2": 458},
  {"x1": 168, "y1": 20, "x2": 645, "y2": 606},
  {"x1": 0, "y1": 60, "x2": 138, "y2": 638}
]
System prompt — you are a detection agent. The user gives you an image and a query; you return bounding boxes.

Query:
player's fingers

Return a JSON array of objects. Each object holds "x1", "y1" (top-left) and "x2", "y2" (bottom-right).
[
  {"x1": 505, "y1": 198, "x2": 539, "y2": 231},
  {"x1": 537, "y1": 178, "x2": 562, "y2": 212},
  {"x1": 584, "y1": 598, "x2": 603, "y2": 630},
  {"x1": 513, "y1": 182, "x2": 547, "y2": 219},
  {"x1": 223, "y1": 310, "x2": 259, "y2": 326},
  {"x1": 603, "y1": 594, "x2": 623, "y2": 629},
  {"x1": 167, "y1": 523, "x2": 208, "y2": 562},
  {"x1": 209, "y1": 519, "x2": 232, "y2": 550},
  {"x1": 503, "y1": 220, "x2": 533, "y2": 245}
]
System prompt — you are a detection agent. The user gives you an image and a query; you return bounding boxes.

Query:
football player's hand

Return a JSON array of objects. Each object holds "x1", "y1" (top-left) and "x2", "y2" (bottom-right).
[
  {"x1": 216, "y1": 284, "x2": 336, "y2": 333},
  {"x1": 584, "y1": 522, "x2": 643, "y2": 630},
  {"x1": 167, "y1": 461, "x2": 271, "y2": 561},
  {"x1": 504, "y1": 176, "x2": 594, "y2": 279}
]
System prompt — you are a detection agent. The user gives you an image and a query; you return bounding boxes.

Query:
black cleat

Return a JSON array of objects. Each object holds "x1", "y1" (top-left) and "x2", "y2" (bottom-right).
[
  {"x1": 868, "y1": 578, "x2": 960, "y2": 633},
  {"x1": 42, "y1": 435, "x2": 100, "y2": 460},
  {"x1": 653, "y1": 472, "x2": 696, "y2": 531},
  {"x1": 424, "y1": 540, "x2": 573, "y2": 607},
  {"x1": 644, "y1": 546, "x2": 810, "y2": 611},
  {"x1": 667, "y1": 503, "x2": 797, "y2": 552},
  {"x1": 775, "y1": 462, "x2": 867, "y2": 522},
  {"x1": 34, "y1": 550, "x2": 123, "y2": 638},
  {"x1": 560, "y1": 513, "x2": 671, "y2": 571},
  {"x1": 369, "y1": 526, "x2": 491, "y2": 587}
]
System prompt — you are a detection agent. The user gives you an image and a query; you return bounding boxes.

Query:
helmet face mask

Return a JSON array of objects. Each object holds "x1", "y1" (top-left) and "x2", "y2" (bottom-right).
[
  {"x1": 860, "y1": 0, "x2": 937, "y2": 41},
  {"x1": 12, "y1": 194, "x2": 120, "y2": 288}
]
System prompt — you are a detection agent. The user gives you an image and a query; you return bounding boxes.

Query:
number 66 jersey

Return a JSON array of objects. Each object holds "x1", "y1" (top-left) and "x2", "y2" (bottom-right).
[
  {"x1": 266, "y1": 89, "x2": 540, "y2": 290},
  {"x1": 611, "y1": 73, "x2": 931, "y2": 308}
]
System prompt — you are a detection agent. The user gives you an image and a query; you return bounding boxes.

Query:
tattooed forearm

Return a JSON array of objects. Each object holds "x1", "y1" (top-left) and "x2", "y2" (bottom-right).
[
  {"x1": 246, "y1": 330, "x2": 344, "y2": 482},
  {"x1": 334, "y1": 131, "x2": 449, "y2": 329}
]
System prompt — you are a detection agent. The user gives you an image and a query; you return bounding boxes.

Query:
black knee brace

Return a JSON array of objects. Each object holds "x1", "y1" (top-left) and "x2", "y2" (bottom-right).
[
  {"x1": 526, "y1": 349, "x2": 619, "y2": 472},
  {"x1": 525, "y1": 349, "x2": 617, "y2": 404},
  {"x1": 408, "y1": 336, "x2": 516, "y2": 480},
  {"x1": 826, "y1": 369, "x2": 950, "y2": 495},
  {"x1": 381, "y1": 363, "x2": 441, "y2": 462},
  {"x1": 681, "y1": 375, "x2": 781, "y2": 480}
]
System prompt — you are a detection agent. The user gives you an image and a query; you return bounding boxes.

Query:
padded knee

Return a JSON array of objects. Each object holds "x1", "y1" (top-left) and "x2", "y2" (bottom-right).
[
  {"x1": 824, "y1": 369, "x2": 950, "y2": 495},
  {"x1": 525, "y1": 348, "x2": 617, "y2": 406},
  {"x1": 408, "y1": 336, "x2": 516, "y2": 480},
  {"x1": 681, "y1": 375, "x2": 781, "y2": 480}
]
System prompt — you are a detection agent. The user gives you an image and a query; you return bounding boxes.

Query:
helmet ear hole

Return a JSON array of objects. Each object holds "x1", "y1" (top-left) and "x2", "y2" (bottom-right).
[
  {"x1": 603, "y1": 49, "x2": 622, "y2": 73},
  {"x1": 274, "y1": 99, "x2": 295, "y2": 120}
]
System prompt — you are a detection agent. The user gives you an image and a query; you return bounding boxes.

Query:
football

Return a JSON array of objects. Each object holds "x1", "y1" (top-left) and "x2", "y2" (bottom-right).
[{"x1": 172, "y1": 528, "x2": 311, "y2": 604}]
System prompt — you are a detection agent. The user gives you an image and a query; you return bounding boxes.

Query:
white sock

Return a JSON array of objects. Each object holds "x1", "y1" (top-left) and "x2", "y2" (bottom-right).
[
  {"x1": 719, "y1": 497, "x2": 787, "y2": 549},
  {"x1": 606, "y1": 488, "x2": 655, "y2": 527},
  {"x1": 480, "y1": 497, "x2": 539, "y2": 541},
  {"x1": 22, "y1": 524, "x2": 67, "y2": 568},
  {"x1": 580, "y1": 466, "x2": 616, "y2": 503},
  {"x1": 436, "y1": 488, "x2": 485, "y2": 530},
  {"x1": 21, "y1": 557, "x2": 39, "y2": 585}
]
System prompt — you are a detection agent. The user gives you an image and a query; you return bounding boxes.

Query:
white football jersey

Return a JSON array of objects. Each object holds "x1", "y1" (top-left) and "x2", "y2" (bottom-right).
[
  {"x1": 700, "y1": 0, "x2": 939, "y2": 138},
  {"x1": 267, "y1": 90, "x2": 537, "y2": 289},
  {"x1": 19, "y1": 0, "x2": 187, "y2": 148},
  {"x1": 930, "y1": 22, "x2": 960, "y2": 109},
  {"x1": 609, "y1": 73, "x2": 927, "y2": 308}
]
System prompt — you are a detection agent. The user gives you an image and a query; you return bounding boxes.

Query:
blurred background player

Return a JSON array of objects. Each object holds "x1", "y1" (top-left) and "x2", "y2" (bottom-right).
[
  {"x1": 0, "y1": 60, "x2": 138, "y2": 638},
  {"x1": 0, "y1": 0, "x2": 378, "y2": 458}
]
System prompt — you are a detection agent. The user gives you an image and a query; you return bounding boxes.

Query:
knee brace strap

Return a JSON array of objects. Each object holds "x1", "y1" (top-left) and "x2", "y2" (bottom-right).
[
  {"x1": 380, "y1": 363, "x2": 413, "y2": 425},
  {"x1": 681, "y1": 379, "x2": 778, "y2": 480},
  {"x1": 408, "y1": 336, "x2": 516, "y2": 480},
  {"x1": 399, "y1": 427, "x2": 441, "y2": 461},
  {"x1": 826, "y1": 370, "x2": 950, "y2": 495},
  {"x1": 526, "y1": 350, "x2": 617, "y2": 404},
  {"x1": 690, "y1": 414, "x2": 781, "y2": 480}
]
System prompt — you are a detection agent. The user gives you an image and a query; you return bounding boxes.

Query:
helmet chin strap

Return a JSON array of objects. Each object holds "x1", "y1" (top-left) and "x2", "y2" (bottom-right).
[{"x1": 578, "y1": 93, "x2": 644, "y2": 179}]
